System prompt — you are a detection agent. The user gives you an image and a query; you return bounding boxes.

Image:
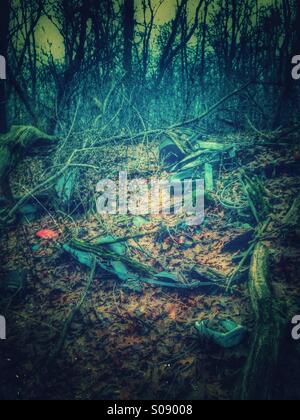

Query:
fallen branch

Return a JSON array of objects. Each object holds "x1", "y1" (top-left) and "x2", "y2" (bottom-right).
[
  {"x1": 191, "y1": 266, "x2": 227, "y2": 284},
  {"x1": 87, "y1": 231, "x2": 158, "y2": 245},
  {"x1": 168, "y1": 80, "x2": 253, "y2": 130},
  {"x1": 239, "y1": 170, "x2": 271, "y2": 224},
  {"x1": 95, "y1": 80, "x2": 254, "y2": 147},
  {"x1": 142, "y1": 278, "x2": 227, "y2": 290},
  {"x1": 0, "y1": 148, "x2": 102, "y2": 223},
  {"x1": 71, "y1": 238, "x2": 157, "y2": 276},
  {"x1": 226, "y1": 219, "x2": 271, "y2": 290},
  {"x1": 0, "y1": 125, "x2": 58, "y2": 201},
  {"x1": 3, "y1": 164, "x2": 69, "y2": 221}
]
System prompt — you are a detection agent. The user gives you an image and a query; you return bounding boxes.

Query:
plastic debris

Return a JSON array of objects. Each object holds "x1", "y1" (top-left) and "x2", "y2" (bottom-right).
[
  {"x1": 195, "y1": 318, "x2": 247, "y2": 349},
  {"x1": 63, "y1": 244, "x2": 95, "y2": 268}
]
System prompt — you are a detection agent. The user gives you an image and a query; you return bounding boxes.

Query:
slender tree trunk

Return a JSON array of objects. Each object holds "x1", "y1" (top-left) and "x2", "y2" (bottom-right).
[
  {"x1": 273, "y1": 0, "x2": 297, "y2": 128},
  {"x1": 295, "y1": 0, "x2": 300, "y2": 49},
  {"x1": 200, "y1": 0, "x2": 209, "y2": 85},
  {"x1": 0, "y1": 0, "x2": 10, "y2": 133},
  {"x1": 123, "y1": 0, "x2": 135, "y2": 82}
]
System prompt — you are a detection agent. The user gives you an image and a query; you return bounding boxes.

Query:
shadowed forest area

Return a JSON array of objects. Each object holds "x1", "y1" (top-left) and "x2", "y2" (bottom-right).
[{"x1": 0, "y1": 0, "x2": 300, "y2": 401}]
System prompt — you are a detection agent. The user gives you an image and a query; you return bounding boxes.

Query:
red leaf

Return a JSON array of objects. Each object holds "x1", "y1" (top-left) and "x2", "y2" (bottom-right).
[{"x1": 36, "y1": 229, "x2": 59, "y2": 240}]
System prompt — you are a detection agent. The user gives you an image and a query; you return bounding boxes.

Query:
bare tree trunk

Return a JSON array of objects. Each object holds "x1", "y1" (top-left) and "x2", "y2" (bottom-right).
[
  {"x1": 200, "y1": 0, "x2": 209, "y2": 85},
  {"x1": 295, "y1": 0, "x2": 300, "y2": 49},
  {"x1": 273, "y1": 0, "x2": 297, "y2": 128},
  {"x1": 0, "y1": 0, "x2": 10, "y2": 134},
  {"x1": 156, "y1": 0, "x2": 203, "y2": 88},
  {"x1": 123, "y1": 0, "x2": 135, "y2": 82}
]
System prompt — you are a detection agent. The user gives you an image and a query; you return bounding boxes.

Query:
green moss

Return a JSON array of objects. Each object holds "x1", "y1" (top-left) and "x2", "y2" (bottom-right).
[
  {"x1": 0, "y1": 125, "x2": 57, "y2": 150},
  {"x1": 0, "y1": 125, "x2": 58, "y2": 201}
]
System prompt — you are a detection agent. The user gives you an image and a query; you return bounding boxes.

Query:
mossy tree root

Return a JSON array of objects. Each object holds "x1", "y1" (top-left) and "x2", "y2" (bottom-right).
[
  {"x1": 239, "y1": 242, "x2": 284, "y2": 400},
  {"x1": 0, "y1": 125, "x2": 58, "y2": 202}
]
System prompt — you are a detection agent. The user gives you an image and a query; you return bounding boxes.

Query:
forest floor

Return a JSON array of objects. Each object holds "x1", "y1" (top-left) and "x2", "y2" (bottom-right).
[{"x1": 1, "y1": 131, "x2": 300, "y2": 400}]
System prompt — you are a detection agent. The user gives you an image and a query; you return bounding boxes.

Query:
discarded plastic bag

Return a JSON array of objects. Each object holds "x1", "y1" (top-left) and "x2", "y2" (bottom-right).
[
  {"x1": 195, "y1": 318, "x2": 247, "y2": 349},
  {"x1": 63, "y1": 244, "x2": 95, "y2": 268}
]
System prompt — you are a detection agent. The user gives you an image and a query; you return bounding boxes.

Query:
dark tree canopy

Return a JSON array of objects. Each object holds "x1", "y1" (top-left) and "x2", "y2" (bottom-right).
[{"x1": 1, "y1": 0, "x2": 298, "y2": 135}]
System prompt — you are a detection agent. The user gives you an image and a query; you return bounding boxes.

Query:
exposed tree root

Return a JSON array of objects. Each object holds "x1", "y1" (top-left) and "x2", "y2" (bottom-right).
[
  {"x1": 0, "y1": 125, "x2": 58, "y2": 201},
  {"x1": 239, "y1": 242, "x2": 285, "y2": 400}
]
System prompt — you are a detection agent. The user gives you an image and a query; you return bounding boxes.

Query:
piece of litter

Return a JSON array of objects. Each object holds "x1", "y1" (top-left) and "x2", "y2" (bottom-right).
[
  {"x1": 195, "y1": 318, "x2": 247, "y2": 349},
  {"x1": 36, "y1": 229, "x2": 59, "y2": 240}
]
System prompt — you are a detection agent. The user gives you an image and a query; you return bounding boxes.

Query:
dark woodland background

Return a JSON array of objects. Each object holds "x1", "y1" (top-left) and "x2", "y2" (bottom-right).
[
  {"x1": 0, "y1": 0, "x2": 299, "y2": 137},
  {"x1": 1, "y1": 0, "x2": 300, "y2": 402}
]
